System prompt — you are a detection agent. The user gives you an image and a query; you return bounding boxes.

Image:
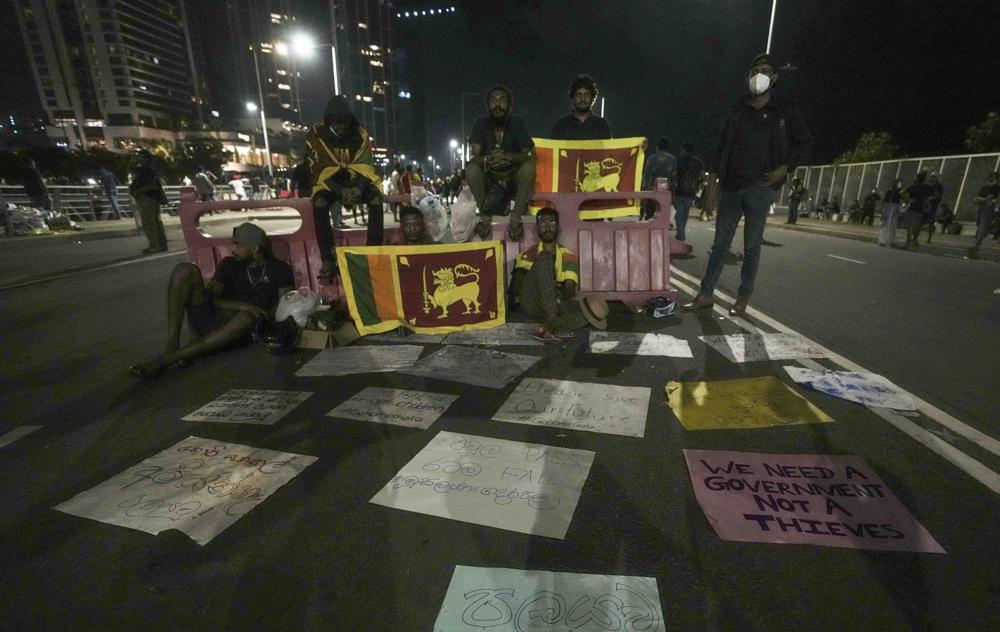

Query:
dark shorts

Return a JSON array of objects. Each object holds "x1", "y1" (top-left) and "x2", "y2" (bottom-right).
[{"x1": 186, "y1": 300, "x2": 233, "y2": 338}]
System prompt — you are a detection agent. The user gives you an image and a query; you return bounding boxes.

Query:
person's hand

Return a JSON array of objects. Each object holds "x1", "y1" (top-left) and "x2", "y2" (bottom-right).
[
  {"x1": 763, "y1": 164, "x2": 788, "y2": 186},
  {"x1": 342, "y1": 187, "x2": 361, "y2": 206},
  {"x1": 486, "y1": 151, "x2": 510, "y2": 171}
]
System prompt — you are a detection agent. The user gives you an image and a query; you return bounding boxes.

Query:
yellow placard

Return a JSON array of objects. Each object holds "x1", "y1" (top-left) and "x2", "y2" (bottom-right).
[{"x1": 665, "y1": 376, "x2": 832, "y2": 431}]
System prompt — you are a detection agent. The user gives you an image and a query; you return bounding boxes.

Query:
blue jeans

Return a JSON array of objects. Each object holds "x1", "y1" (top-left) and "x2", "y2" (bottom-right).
[
  {"x1": 674, "y1": 195, "x2": 694, "y2": 241},
  {"x1": 699, "y1": 183, "x2": 776, "y2": 300}
]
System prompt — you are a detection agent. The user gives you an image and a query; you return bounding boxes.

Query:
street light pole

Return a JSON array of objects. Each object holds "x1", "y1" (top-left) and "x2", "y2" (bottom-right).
[
  {"x1": 766, "y1": 0, "x2": 778, "y2": 54},
  {"x1": 250, "y1": 46, "x2": 274, "y2": 177},
  {"x1": 460, "y1": 92, "x2": 480, "y2": 165}
]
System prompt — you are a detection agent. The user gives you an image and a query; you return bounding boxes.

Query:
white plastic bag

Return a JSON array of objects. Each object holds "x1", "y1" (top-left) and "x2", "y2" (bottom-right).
[
  {"x1": 449, "y1": 185, "x2": 477, "y2": 243},
  {"x1": 275, "y1": 287, "x2": 321, "y2": 328},
  {"x1": 416, "y1": 193, "x2": 449, "y2": 243}
]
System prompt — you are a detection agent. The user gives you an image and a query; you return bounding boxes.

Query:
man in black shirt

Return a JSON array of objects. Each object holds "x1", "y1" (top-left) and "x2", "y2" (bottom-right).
[
  {"x1": 786, "y1": 177, "x2": 806, "y2": 224},
  {"x1": 550, "y1": 74, "x2": 612, "y2": 141},
  {"x1": 683, "y1": 54, "x2": 813, "y2": 317},
  {"x1": 901, "y1": 170, "x2": 934, "y2": 250},
  {"x1": 466, "y1": 85, "x2": 536, "y2": 241},
  {"x1": 129, "y1": 222, "x2": 294, "y2": 379},
  {"x1": 672, "y1": 143, "x2": 704, "y2": 239}
]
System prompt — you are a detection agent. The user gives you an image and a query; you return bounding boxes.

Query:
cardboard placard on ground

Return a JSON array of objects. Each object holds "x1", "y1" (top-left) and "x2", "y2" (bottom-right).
[
  {"x1": 327, "y1": 386, "x2": 459, "y2": 429},
  {"x1": 295, "y1": 344, "x2": 424, "y2": 377},
  {"x1": 401, "y1": 345, "x2": 541, "y2": 389},
  {"x1": 683, "y1": 449, "x2": 945, "y2": 553},
  {"x1": 783, "y1": 366, "x2": 916, "y2": 410},
  {"x1": 589, "y1": 331, "x2": 693, "y2": 357},
  {"x1": 54, "y1": 436, "x2": 317, "y2": 545},
  {"x1": 665, "y1": 376, "x2": 832, "y2": 430},
  {"x1": 370, "y1": 431, "x2": 594, "y2": 539},
  {"x1": 493, "y1": 378, "x2": 651, "y2": 437},
  {"x1": 699, "y1": 333, "x2": 829, "y2": 363},
  {"x1": 182, "y1": 389, "x2": 312, "y2": 425},
  {"x1": 443, "y1": 323, "x2": 543, "y2": 346},
  {"x1": 434, "y1": 566, "x2": 665, "y2": 632}
]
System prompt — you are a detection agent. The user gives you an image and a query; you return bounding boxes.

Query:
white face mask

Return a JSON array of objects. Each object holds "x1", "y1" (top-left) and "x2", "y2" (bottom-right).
[{"x1": 748, "y1": 72, "x2": 772, "y2": 95}]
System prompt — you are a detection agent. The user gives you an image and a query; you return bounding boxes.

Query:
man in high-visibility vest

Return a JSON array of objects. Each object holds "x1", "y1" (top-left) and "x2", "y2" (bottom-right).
[{"x1": 306, "y1": 95, "x2": 384, "y2": 279}]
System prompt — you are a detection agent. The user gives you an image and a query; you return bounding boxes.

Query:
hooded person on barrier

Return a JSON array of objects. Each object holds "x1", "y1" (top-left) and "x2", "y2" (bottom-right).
[{"x1": 306, "y1": 95, "x2": 384, "y2": 279}]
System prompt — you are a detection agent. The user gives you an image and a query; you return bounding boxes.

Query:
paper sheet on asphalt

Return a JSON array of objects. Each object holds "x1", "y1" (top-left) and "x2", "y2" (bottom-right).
[
  {"x1": 442, "y1": 323, "x2": 543, "y2": 346},
  {"x1": 433, "y1": 566, "x2": 666, "y2": 631},
  {"x1": 665, "y1": 376, "x2": 832, "y2": 430},
  {"x1": 295, "y1": 344, "x2": 424, "y2": 376},
  {"x1": 684, "y1": 449, "x2": 945, "y2": 553},
  {"x1": 365, "y1": 332, "x2": 449, "y2": 344},
  {"x1": 0, "y1": 425, "x2": 42, "y2": 449},
  {"x1": 783, "y1": 366, "x2": 917, "y2": 410},
  {"x1": 369, "y1": 431, "x2": 594, "y2": 539},
  {"x1": 182, "y1": 389, "x2": 312, "y2": 425},
  {"x1": 492, "y1": 378, "x2": 651, "y2": 437},
  {"x1": 54, "y1": 436, "x2": 317, "y2": 545},
  {"x1": 327, "y1": 386, "x2": 459, "y2": 429},
  {"x1": 401, "y1": 345, "x2": 541, "y2": 389},
  {"x1": 589, "y1": 331, "x2": 693, "y2": 357},
  {"x1": 699, "y1": 333, "x2": 829, "y2": 363}
]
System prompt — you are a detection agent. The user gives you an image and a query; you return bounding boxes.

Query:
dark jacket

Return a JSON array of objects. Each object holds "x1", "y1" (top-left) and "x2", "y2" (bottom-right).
[
  {"x1": 708, "y1": 94, "x2": 813, "y2": 190},
  {"x1": 305, "y1": 96, "x2": 380, "y2": 196},
  {"x1": 129, "y1": 164, "x2": 167, "y2": 204}
]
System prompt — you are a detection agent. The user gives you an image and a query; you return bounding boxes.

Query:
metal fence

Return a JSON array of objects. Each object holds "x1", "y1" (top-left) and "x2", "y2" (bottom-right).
[{"x1": 778, "y1": 152, "x2": 1000, "y2": 221}]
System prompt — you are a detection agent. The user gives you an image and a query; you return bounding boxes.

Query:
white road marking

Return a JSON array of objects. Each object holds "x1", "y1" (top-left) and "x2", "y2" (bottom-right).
[
  {"x1": 0, "y1": 425, "x2": 42, "y2": 449},
  {"x1": 826, "y1": 254, "x2": 866, "y2": 264},
  {"x1": 994, "y1": 289, "x2": 1000, "y2": 294},
  {"x1": 0, "y1": 250, "x2": 185, "y2": 290},
  {"x1": 670, "y1": 266, "x2": 1000, "y2": 494}
]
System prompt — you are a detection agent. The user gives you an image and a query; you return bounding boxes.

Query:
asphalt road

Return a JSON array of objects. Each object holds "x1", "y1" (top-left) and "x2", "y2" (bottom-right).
[{"x1": 1, "y1": 224, "x2": 998, "y2": 631}]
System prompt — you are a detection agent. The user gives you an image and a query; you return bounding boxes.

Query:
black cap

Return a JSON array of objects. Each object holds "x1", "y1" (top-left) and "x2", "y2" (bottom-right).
[{"x1": 749, "y1": 53, "x2": 777, "y2": 72}]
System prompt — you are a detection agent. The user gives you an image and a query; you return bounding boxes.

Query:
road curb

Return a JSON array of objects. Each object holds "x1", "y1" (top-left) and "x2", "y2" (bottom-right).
[{"x1": 0, "y1": 248, "x2": 187, "y2": 291}]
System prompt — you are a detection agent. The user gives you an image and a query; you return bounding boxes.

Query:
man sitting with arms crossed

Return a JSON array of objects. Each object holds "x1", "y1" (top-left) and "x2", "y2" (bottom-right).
[
  {"x1": 510, "y1": 207, "x2": 608, "y2": 343},
  {"x1": 129, "y1": 222, "x2": 294, "y2": 379}
]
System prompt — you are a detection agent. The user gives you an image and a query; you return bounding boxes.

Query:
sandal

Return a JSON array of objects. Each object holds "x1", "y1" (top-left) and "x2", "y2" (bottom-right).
[{"x1": 474, "y1": 219, "x2": 493, "y2": 240}]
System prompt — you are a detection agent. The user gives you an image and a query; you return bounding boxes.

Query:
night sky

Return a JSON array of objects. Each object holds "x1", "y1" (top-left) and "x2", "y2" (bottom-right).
[{"x1": 3, "y1": 0, "x2": 999, "y2": 166}]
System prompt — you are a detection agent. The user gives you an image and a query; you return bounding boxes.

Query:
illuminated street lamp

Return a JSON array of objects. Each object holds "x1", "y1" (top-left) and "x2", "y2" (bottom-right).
[{"x1": 245, "y1": 101, "x2": 272, "y2": 176}]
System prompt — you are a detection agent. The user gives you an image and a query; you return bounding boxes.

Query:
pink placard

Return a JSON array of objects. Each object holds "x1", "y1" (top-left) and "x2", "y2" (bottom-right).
[{"x1": 683, "y1": 449, "x2": 945, "y2": 553}]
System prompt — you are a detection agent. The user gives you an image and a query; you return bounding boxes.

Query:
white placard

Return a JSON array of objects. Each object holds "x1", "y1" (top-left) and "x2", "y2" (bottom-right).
[
  {"x1": 589, "y1": 331, "x2": 693, "y2": 357},
  {"x1": 434, "y1": 566, "x2": 666, "y2": 632},
  {"x1": 327, "y1": 386, "x2": 459, "y2": 429},
  {"x1": 401, "y1": 345, "x2": 541, "y2": 389},
  {"x1": 443, "y1": 323, "x2": 543, "y2": 346},
  {"x1": 492, "y1": 378, "x2": 651, "y2": 437},
  {"x1": 54, "y1": 436, "x2": 317, "y2": 545},
  {"x1": 700, "y1": 333, "x2": 828, "y2": 363},
  {"x1": 784, "y1": 366, "x2": 916, "y2": 410},
  {"x1": 365, "y1": 331, "x2": 449, "y2": 344},
  {"x1": 370, "y1": 431, "x2": 594, "y2": 539},
  {"x1": 182, "y1": 389, "x2": 312, "y2": 425},
  {"x1": 0, "y1": 425, "x2": 42, "y2": 448},
  {"x1": 295, "y1": 344, "x2": 424, "y2": 376}
]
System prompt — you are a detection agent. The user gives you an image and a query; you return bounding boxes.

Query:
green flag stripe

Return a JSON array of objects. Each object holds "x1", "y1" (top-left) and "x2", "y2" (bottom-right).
[{"x1": 345, "y1": 252, "x2": 381, "y2": 326}]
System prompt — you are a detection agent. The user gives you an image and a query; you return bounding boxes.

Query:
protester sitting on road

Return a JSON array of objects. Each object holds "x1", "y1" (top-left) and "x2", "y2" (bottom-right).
[
  {"x1": 306, "y1": 95, "x2": 385, "y2": 280},
  {"x1": 641, "y1": 137, "x2": 677, "y2": 221},
  {"x1": 682, "y1": 53, "x2": 813, "y2": 317},
  {"x1": 969, "y1": 172, "x2": 999, "y2": 258},
  {"x1": 550, "y1": 74, "x2": 612, "y2": 140},
  {"x1": 902, "y1": 170, "x2": 934, "y2": 249},
  {"x1": 129, "y1": 149, "x2": 169, "y2": 254},
  {"x1": 860, "y1": 187, "x2": 880, "y2": 226},
  {"x1": 466, "y1": 85, "x2": 536, "y2": 241},
  {"x1": 129, "y1": 223, "x2": 294, "y2": 379},
  {"x1": 509, "y1": 207, "x2": 607, "y2": 342},
  {"x1": 878, "y1": 178, "x2": 904, "y2": 247}
]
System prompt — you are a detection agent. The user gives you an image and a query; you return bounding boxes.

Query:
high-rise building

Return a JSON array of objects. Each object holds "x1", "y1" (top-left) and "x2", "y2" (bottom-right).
[
  {"x1": 331, "y1": 0, "x2": 411, "y2": 164},
  {"x1": 14, "y1": 0, "x2": 207, "y2": 148}
]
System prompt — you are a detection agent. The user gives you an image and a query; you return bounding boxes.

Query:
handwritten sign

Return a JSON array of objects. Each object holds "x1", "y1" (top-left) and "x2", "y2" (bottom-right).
[
  {"x1": 665, "y1": 376, "x2": 832, "y2": 430},
  {"x1": 699, "y1": 333, "x2": 828, "y2": 363},
  {"x1": 327, "y1": 386, "x2": 459, "y2": 429},
  {"x1": 434, "y1": 566, "x2": 665, "y2": 632},
  {"x1": 54, "y1": 436, "x2": 317, "y2": 545},
  {"x1": 402, "y1": 345, "x2": 541, "y2": 389},
  {"x1": 295, "y1": 344, "x2": 424, "y2": 377},
  {"x1": 783, "y1": 366, "x2": 916, "y2": 410},
  {"x1": 683, "y1": 449, "x2": 945, "y2": 553},
  {"x1": 589, "y1": 331, "x2": 693, "y2": 357},
  {"x1": 443, "y1": 323, "x2": 544, "y2": 346},
  {"x1": 366, "y1": 331, "x2": 449, "y2": 344},
  {"x1": 370, "y1": 431, "x2": 594, "y2": 539},
  {"x1": 182, "y1": 389, "x2": 312, "y2": 425},
  {"x1": 493, "y1": 378, "x2": 650, "y2": 437}
]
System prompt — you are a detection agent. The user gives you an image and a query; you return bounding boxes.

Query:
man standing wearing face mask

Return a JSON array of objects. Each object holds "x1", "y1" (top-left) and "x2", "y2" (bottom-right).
[{"x1": 683, "y1": 54, "x2": 813, "y2": 317}]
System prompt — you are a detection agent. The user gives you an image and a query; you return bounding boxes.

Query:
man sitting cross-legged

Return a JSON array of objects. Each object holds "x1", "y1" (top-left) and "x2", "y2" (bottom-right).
[
  {"x1": 509, "y1": 207, "x2": 608, "y2": 343},
  {"x1": 129, "y1": 222, "x2": 294, "y2": 379}
]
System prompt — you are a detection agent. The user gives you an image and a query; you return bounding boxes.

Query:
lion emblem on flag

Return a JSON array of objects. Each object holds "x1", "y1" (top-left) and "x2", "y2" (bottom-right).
[
  {"x1": 423, "y1": 264, "x2": 482, "y2": 318},
  {"x1": 578, "y1": 157, "x2": 622, "y2": 193}
]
